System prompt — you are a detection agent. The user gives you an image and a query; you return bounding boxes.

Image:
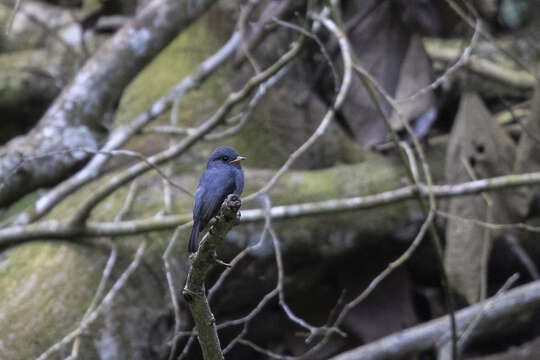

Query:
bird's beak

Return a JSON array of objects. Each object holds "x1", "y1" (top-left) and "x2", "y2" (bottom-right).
[{"x1": 229, "y1": 156, "x2": 246, "y2": 164}]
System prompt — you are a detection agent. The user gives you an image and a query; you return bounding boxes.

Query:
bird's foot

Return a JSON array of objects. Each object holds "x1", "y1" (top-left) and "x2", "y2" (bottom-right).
[
  {"x1": 226, "y1": 194, "x2": 241, "y2": 210},
  {"x1": 182, "y1": 288, "x2": 198, "y2": 303}
]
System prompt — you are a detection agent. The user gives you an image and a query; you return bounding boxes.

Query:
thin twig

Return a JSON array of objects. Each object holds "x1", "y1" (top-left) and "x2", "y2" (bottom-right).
[
  {"x1": 206, "y1": 64, "x2": 290, "y2": 140},
  {"x1": 67, "y1": 177, "x2": 139, "y2": 359},
  {"x1": 35, "y1": 242, "x2": 146, "y2": 360},
  {"x1": 456, "y1": 273, "x2": 520, "y2": 354},
  {"x1": 436, "y1": 210, "x2": 540, "y2": 233},
  {"x1": 163, "y1": 98, "x2": 182, "y2": 215},
  {"x1": 353, "y1": 32, "x2": 460, "y2": 360},
  {"x1": 238, "y1": 339, "x2": 296, "y2": 360},
  {"x1": 505, "y1": 234, "x2": 540, "y2": 280},
  {"x1": 239, "y1": 0, "x2": 262, "y2": 74},
  {"x1": 298, "y1": 209, "x2": 435, "y2": 359},
  {"x1": 68, "y1": 36, "x2": 303, "y2": 226},
  {"x1": 397, "y1": 20, "x2": 481, "y2": 104},
  {"x1": 265, "y1": 191, "x2": 344, "y2": 341},
  {"x1": 272, "y1": 16, "x2": 339, "y2": 93},
  {"x1": 443, "y1": 0, "x2": 533, "y2": 75},
  {"x1": 217, "y1": 288, "x2": 279, "y2": 330},
  {"x1": 22, "y1": 23, "x2": 246, "y2": 225},
  {"x1": 115, "y1": 180, "x2": 139, "y2": 222},
  {"x1": 4, "y1": 0, "x2": 21, "y2": 35},
  {"x1": 244, "y1": 11, "x2": 352, "y2": 201},
  {"x1": 222, "y1": 325, "x2": 248, "y2": 354},
  {"x1": 66, "y1": 243, "x2": 117, "y2": 360},
  {"x1": 163, "y1": 223, "x2": 193, "y2": 360}
]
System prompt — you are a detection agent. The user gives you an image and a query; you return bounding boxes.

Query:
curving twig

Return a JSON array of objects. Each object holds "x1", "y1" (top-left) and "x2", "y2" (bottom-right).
[
  {"x1": 67, "y1": 36, "x2": 302, "y2": 226},
  {"x1": 19, "y1": 19, "x2": 243, "y2": 225},
  {"x1": 244, "y1": 9, "x2": 352, "y2": 201},
  {"x1": 35, "y1": 241, "x2": 146, "y2": 360}
]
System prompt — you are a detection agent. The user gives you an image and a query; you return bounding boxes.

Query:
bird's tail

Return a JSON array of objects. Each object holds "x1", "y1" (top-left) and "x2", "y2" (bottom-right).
[{"x1": 188, "y1": 221, "x2": 200, "y2": 253}]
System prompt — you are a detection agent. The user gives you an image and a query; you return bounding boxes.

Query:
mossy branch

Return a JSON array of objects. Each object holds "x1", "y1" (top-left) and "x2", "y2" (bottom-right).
[{"x1": 182, "y1": 194, "x2": 242, "y2": 360}]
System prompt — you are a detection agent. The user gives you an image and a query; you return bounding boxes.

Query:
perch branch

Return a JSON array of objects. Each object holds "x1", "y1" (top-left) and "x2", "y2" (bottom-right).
[{"x1": 182, "y1": 194, "x2": 242, "y2": 360}]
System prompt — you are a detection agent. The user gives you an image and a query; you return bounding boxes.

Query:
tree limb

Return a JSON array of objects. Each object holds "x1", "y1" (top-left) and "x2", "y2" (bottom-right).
[
  {"x1": 0, "y1": 0, "x2": 217, "y2": 208},
  {"x1": 183, "y1": 194, "x2": 242, "y2": 360},
  {"x1": 3, "y1": 169, "x2": 540, "y2": 246},
  {"x1": 329, "y1": 280, "x2": 540, "y2": 360}
]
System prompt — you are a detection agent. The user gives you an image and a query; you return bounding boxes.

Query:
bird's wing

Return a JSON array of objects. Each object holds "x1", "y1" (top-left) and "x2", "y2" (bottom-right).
[
  {"x1": 197, "y1": 168, "x2": 236, "y2": 226},
  {"x1": 192, "y1": 185, "x2": 205, "y2": 218}
]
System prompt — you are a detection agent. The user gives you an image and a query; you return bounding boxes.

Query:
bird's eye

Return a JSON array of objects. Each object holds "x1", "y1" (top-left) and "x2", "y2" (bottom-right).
[{"x1": 222, "y1": 156, "x2": 229, "y2": 162}]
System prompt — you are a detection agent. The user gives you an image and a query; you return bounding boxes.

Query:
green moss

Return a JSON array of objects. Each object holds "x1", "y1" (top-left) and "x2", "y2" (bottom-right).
[
  {"x1": 0, "y1": 242, "x2": 103, "y2": 359},
  {"x1": 115, "y1": 10, "x2": 233, "y2": 128},
  {"x1": 0, "y1": 191, "x2": 39, "y2": 222},
  {"x1": 267, "y1": 152, "x2": 405, "y2": 206}
]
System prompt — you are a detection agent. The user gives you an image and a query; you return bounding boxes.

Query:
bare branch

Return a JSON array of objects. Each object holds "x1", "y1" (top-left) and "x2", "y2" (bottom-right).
[
  {"x1": 18, "y1": 20, "x2": 243, "y2": 225},
  {"x1": 442, "y1": 0, "x2": 533, "y2": 75},
  {"x1": 182, "y1": 194, "x2": 243, "y2": 360},
  {"x1": 397, "y1": 20, "x2": 481, "y2": 104},
  {"x1": 329, "y1": 279, "x2": 540, "y2": 360},
  {"x1": 5, "y1": 170, "x2": 540, "y2": 245},
  {"x1": 163, "y1": 223, "x2": 192, "y2": 360},
  {"x1": 66, "y1": 242, "x2": 117, "y2": 360},
  {"x1": 35, "y1": 241, "x2": 146, "y2": 360},
  {"x1": 244, "y1": 9, "x2": 352, "y2": 201},
  {"x1": 4, "y1": 0, "x2": 21, "y2": 35},
  {"x1": 238, "y1": 338, "x2": 296, "y2": 360},
  {"x1": 0, "y1": 0, "x2": 218, "y2": 209},
  {"x1": 272, "y1": 16, "x2": 339, "y2": 93},
  {"x1": 68, "y1": 36, "x2": 303, "y2": 225},
  {"x1": 298, "y1": 208, "x2": 435, "y2": 359},
  {"x1": 456, "y1": 273, "x2": 520, "y2": 354}
]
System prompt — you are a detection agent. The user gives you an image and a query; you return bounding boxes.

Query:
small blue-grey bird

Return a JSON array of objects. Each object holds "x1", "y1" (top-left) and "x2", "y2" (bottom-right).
[{"x1": 188, "y1": 146, "x2": 245, "y2": 253}]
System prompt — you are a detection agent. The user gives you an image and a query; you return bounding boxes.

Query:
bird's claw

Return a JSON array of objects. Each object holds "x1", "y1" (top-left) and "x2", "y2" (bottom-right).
[
  {"x1": 182, "y1": 288, "x2": 197, "y2": 303},
  {"x1": 225, "y1": 194, "x2": 241, "y2": 211}
]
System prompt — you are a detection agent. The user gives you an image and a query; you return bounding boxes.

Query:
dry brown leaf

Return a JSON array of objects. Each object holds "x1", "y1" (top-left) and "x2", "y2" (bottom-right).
[{"x1": 444, "y1": 92, "x2": 516, "y2": 303}]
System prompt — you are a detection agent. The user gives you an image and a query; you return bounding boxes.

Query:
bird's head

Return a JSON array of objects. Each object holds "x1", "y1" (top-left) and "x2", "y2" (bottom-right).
[{"x1": 207, "y1": 146, "x2": 245, "y2": 169}]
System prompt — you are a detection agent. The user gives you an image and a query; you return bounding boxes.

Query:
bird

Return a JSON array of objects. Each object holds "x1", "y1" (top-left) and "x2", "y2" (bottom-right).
[{"x1": 188, "y1": 146, "x2": 245, "y2": 253}]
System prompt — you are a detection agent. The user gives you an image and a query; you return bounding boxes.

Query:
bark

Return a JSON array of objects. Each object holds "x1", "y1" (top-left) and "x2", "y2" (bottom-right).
[{"x1": 0, "y1": 0, "x2": 218, "y2": 208}]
